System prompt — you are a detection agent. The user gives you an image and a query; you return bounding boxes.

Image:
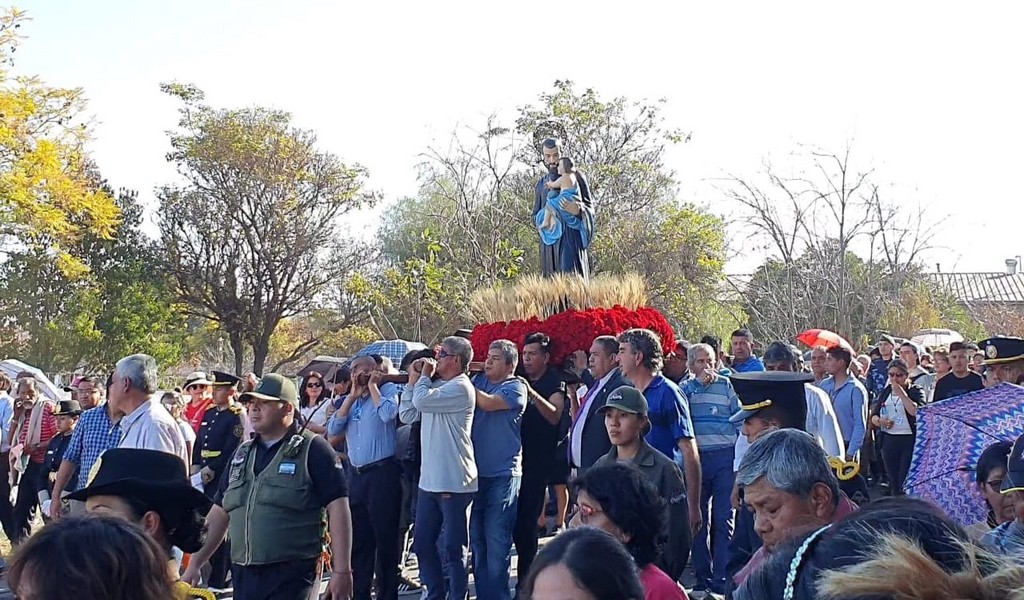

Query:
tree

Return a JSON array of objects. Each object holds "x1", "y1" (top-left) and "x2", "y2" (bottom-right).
[
  {"x1": 0, "y1": 8, "x2": 119, "y2": 273},
  {"x1": 157, "y1": 83, "x2": 374, "y2": 374},
  {"x1": 725, "y1": 144, "x2": 944, "y2": 344},
  {"x1": 0, "y1": 189, "x2": 189, "y2": 371},
  {"x1": 373, "y1": 82, "x2": 726, "y2": 340}
]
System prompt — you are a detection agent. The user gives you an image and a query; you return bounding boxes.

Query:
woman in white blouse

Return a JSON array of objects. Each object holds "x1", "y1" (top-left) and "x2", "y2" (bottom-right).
[
  {"x1": 870, "y1": 358, "x2": 926, "y2": 495},
  {"x1": 298, "y1": 371, "x2": 331, "y2": 435}
]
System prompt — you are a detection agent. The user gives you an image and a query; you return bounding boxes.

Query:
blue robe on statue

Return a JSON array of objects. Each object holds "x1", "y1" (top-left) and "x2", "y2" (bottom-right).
[{"x1": 533, "y1": 172, "x2": 595, "y2": 280}]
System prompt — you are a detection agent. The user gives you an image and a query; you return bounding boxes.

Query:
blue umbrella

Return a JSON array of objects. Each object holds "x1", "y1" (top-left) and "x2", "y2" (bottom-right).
[
  {"x1": 353, "y1": 340, "x2": 428, "y2": 368},
  {"x1": 904, "y1": 383, "x2": 1024, "y2": 526}
]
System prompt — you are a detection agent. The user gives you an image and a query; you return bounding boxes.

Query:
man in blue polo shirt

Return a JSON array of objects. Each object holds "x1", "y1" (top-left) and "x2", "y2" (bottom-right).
[
  {"x1": 617, "y1": 328, "x2": 703, "y2": 541},
  {"x1": 681, "y1": 342, "x2": 741, "y2": 598},
  {"x1": 469, "y1": 339, "x2": 527, "y2": 600},
  {"x1": 729, "y1": 329, "x2": 765, "y2": 373}
]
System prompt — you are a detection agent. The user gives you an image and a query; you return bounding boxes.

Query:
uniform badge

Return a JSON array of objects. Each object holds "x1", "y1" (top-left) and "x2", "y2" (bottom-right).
[
  {"x1": 987, "y1": 344, "x2": 999, "y2": 358},
  {"x1": 233, "y1": 424, "x2": 244, "y2": 438},
  {"x1": 230, "y1": 446, "x2": 247, "y2": 465},
  {"x1": 278, "y1": 462, "x2": 296, "y2": 475}
]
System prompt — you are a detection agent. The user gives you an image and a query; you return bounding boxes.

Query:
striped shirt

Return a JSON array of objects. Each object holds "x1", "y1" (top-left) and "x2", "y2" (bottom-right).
[
  {"x1": 681, "y1": 375, "x2": 741, "y2": 451},
  {"x1": 63, "y1": 404, "x2": 121, "y2": 491}
]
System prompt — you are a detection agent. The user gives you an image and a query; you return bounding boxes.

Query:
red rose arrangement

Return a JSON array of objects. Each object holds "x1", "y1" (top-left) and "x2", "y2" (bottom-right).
[{"x1": 470, "y1": 305, "x2": 677, "y2": 367}]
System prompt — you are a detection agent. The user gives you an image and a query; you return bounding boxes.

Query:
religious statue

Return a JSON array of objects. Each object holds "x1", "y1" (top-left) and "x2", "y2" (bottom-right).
[{"x1": 532, "y1": 138, "x2": 595, "y2": 279}]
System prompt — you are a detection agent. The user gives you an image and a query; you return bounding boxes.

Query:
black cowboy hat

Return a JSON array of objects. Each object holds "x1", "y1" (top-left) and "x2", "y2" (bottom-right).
[{"x1": 66, "y1": 448, "x2": 211, "y2": 514}]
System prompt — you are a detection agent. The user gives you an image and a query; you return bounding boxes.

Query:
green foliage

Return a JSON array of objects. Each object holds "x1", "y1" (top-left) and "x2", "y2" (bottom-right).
[
  {"x1": 157, "y1": 83, "x2": 372, "y2": 373},
  {"x1": 0, "y1": 189, "x2": 188, "y2": 371},
  {"x1": 0, "y1": 8, "x2": 120, "y2": 273}
]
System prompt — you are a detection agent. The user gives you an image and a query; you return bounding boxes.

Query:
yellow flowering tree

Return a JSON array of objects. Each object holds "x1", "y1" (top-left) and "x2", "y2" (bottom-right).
[{"x1": 0, "y1": 7, "x2": 119, "y2": 273}]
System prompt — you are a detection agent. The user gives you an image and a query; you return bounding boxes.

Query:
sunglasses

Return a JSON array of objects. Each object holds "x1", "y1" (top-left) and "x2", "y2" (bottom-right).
[
  {"x1": 437, "y1": 349, "x2": 451, "y2": 359},
  {"x1": 986, "y1": 478, "x2": 1005, "y2": 492},
  {"x1": 306, "y1": 381, "x2": 323, "y2": 389},
  {"x1": 187, "y1": 384, "x2": 208, "y2": 391}
]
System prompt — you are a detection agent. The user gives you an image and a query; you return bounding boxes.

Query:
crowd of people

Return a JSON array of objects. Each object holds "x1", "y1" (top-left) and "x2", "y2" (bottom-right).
[{"x1": 0, "y1": 327, "x2": 1022, "y2": 600}]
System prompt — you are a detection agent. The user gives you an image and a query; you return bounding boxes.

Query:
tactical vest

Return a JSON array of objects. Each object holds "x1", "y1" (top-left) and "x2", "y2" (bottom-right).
[{"x1": 221, "y1": 430, "x2": 324, "y2": 565}]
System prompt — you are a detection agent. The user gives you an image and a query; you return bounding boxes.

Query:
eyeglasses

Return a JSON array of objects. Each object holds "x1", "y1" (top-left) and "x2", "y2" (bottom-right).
[
  {"x1": 577, "y1": 503, "x2": 603, "y2": 523},
  {"x1": 437, "y1": 349, "x2": 451, "y2": 359},
  {"x1": 187, "y1": 384, "x2": 208, "y2": 391},
  {"x1": 986, "y1": 478, "x2": 1005, "y2": 492},
  {"x1": 306, "y1": 382, "x2": 323, "y2": 389}
]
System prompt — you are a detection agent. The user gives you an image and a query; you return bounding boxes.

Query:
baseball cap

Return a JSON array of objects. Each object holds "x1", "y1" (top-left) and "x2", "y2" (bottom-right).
[{"x1": 239, "y1": 373, "x2": 298, "y2": 406}]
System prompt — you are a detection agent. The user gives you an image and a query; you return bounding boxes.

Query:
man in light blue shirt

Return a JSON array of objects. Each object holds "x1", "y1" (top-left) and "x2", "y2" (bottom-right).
[
  {"x1": 469, "y1": 339, "x2": 527, "y2": 600},
  {"x1": 682, "y1": 342, "x2": 741, "y2": 597},
  {"x1": 817, "y1": 346, "x2": 868, "y2": 462},
  {"x1": 328, "y1": 355, "x2": 401, "y2": 600}
]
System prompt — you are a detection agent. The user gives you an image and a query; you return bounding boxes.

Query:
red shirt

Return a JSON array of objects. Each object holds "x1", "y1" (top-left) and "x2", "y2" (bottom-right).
[
  {"x1": 640, "y1": 564, "x2": 689, "y2": 600},
  {"x1": 184, "y1": 399, "x2": 212, "y2": 434},
  {"x1": 18, "y1": 403, "x2": 58, "y2": 464}
]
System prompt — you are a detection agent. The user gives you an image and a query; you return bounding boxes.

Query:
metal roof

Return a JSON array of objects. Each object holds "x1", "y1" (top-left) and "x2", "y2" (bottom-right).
[{"x1": 926, "y1": 272, "x2": 1024, "y2": 304}]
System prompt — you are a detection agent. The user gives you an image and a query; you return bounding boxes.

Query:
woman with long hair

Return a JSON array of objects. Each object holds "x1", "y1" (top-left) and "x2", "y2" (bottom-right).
[{"x1": 298, "y1": 370, "x2": 330, "y2": 435}]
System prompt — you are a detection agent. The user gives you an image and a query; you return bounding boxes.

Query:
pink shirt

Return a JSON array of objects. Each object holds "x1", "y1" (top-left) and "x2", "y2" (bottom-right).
[{"x1": 640, "y1": 564, "x2": 689, "y2": 600}]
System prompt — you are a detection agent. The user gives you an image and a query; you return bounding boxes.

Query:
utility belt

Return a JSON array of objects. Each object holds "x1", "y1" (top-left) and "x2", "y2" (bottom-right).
[{"x1": 353, "y1": 456, "x2": 396, "y2": 476}]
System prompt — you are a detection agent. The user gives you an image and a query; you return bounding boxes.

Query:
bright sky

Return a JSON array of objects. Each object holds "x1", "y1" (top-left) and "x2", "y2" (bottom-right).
[{"x1": 16, "y1": 0, "x2": 1024, "y2": 275}]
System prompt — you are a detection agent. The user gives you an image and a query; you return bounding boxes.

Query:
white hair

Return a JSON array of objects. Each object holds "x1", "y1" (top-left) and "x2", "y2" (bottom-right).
[{"x1": 115, "y1": 354, "x2": 158, "y2": 394}]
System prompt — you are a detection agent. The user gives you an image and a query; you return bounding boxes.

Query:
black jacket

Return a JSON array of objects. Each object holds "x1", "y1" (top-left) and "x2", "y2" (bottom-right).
[{"x1": 573, "y1": 368, "x2": 631, "y2": 470}]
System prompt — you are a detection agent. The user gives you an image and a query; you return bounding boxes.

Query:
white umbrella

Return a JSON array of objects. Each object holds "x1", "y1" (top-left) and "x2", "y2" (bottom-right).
[
  {"x1": 910, "y1": 328, "x2": 964, "y2": 349},
  {"x1": 0, "y1": 359, "x2": 64, "y2": 402}
]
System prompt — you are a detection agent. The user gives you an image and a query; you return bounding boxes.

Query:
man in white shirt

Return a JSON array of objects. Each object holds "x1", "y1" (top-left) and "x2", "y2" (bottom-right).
[{"x1": 108, "y1": 354, "x2": 188, "y2": 466}]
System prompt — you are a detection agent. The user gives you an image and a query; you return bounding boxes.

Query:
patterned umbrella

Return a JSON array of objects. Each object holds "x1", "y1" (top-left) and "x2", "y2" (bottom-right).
[
  {"x1": 795, "y1": 329, "x2": 854, "y2": 352},
  {"x1": 353, "y1": 340, "x2": 428, "y2": 368},
  {"x1": 904, "y1": 383, "x2": 1024, "y2": 526}
]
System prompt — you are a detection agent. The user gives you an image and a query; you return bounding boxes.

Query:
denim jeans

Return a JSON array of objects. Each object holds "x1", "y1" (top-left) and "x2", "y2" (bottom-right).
[
  {"x1": 692, "y1": 446, "x2": 736, "y2": 593},
  {"x1": 414, "y1": 489, "x2": 474, "y2": 600},
  {"x1": 470, "y1": 475, "x2": 520, "y2": 600}
]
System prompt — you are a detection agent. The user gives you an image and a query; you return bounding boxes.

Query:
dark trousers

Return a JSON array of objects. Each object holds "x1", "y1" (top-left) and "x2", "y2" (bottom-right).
[
  {"x1": 880, "y1": 433, "x2": 915, "y2": 494},
  {"x1": 351, "y1": 459, "x2": 402, "y2": 600},
  {"x1": 209, "y1": 538, "x2": 232, "y2": 588},
  {"x1": 513, "y1": 455, "x2": 551, "y2": 588},
  {"x1": 0, "y1": 451, "x2": 15, "y2": 540},
  {"x1": 12, "y1": 460, "x2": 42, "y2": 544},
  {"x1": 232, "y1": 558, "x2": 319, "y2": 600}
]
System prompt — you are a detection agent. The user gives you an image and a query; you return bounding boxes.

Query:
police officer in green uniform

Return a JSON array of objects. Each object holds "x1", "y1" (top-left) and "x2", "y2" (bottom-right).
[
  {"x1": 182, "y1": 374, "x2": 354, "y2": 600},
  {"x1": 192, "y1": 370, "x2": 245, "y2": 588}
]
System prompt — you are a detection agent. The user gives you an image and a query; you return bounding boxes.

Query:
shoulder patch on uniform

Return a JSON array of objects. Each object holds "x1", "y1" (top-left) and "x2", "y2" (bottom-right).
[{"x1": 233, "y1": 424, "x2": 244, "y2": 438}]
